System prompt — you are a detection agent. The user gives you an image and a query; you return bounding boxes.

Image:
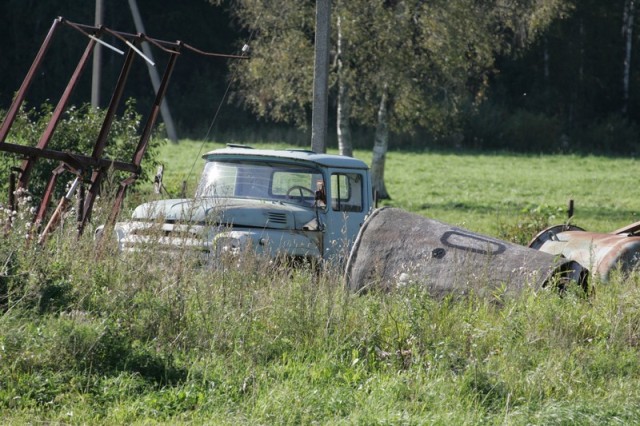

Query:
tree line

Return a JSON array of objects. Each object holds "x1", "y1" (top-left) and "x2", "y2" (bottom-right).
[{"x1": 2, "y1": 0, "x2": 640, "y2": 196}]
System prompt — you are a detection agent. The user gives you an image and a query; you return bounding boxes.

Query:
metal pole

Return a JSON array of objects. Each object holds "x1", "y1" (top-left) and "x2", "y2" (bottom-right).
[
  {"x1": 79, "y1": 47, "x2": 137, "y2": 235},
  {"x1": 0, "y1": 18, "x2": 62, "y2": 143},
  {"x1": 310, "y1": 0, "x2": 331, "y2": 153},
  {"x1": 18, "y1": 36, "x2": 97, "y2": 190},
  {"x1": 127, "y1": 0, "x2": 179, "y2": 143},
  {"x1": 91, "y1": 0, "x2": 104, "y2": 108}
]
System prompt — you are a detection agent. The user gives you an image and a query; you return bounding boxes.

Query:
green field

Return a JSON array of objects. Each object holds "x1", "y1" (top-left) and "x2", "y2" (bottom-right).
[{"x1": 2, "y1": 141, "x2": 640, "y2": 424}]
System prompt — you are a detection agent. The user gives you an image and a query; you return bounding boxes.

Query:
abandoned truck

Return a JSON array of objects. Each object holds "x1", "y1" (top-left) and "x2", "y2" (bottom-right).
[
  {"x1": 102, "y1": 144, "x2": 585, "y2": 296},
  {"x1": 100, "y1": 145, "x2": 372, "y2": 263}
]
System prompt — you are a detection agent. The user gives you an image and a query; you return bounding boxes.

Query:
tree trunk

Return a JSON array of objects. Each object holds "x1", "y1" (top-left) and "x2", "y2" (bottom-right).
[
  {"x1": 371, "y1": 90, "x2": 391, "y2": 200},
  {"x1": 543, "y1": 36, "x2": 549, "y2": 81},
  {"x1": 337, "y1": 14, "x2": 353, "y2": 157},
  {"x1": 622, "y1": 0, "x2": 636, "y2": 114}
]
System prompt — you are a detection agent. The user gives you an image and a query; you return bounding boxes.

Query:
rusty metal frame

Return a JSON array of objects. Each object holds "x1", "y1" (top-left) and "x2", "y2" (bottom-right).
[
  {"x1": 0, "y1": 16, "x2": 246, "y2": 242},
  {"x1": 105, "y1": 42, "x2": 182, "y2": 231},
  {"x1": 78, "y1": 46, "x2": 137, "y2": 234},
  {"x1": 0, "y1": 18, "x2": 63, "y2": 145}
]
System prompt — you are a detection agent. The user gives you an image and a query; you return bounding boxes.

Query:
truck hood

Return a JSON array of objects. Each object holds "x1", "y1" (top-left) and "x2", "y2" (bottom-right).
[{"x1": 130, "y1": 197, "x2": 319, "y2": 231}]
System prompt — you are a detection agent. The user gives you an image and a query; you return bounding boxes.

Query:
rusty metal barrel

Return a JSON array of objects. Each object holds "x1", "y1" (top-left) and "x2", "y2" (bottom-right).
[{"x1": 345, "y1": 208, "x2": 583, "y2": 297}]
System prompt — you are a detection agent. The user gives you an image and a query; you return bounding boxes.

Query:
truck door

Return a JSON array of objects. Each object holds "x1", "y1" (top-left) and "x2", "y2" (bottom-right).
[{"x1": 322, "y1": 171, "x2": 368, "y2": 261}]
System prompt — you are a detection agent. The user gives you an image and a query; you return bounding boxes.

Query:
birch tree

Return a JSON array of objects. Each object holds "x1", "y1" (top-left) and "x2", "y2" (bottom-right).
[
  {"x1": 623, "y1": 0, "x2": 636, "y2": 114},
  {"x1": 212, "y1": 0, "x2": 570, "y2": 199}
]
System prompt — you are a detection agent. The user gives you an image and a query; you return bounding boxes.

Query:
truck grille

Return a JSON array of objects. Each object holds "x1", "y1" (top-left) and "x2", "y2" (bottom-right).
[
  {"x1": 266, "y1": 212, "x2": 288, "y2": 225},
  {"x1": 132, "y1": 228, "x2": 202, "y2": 239}
]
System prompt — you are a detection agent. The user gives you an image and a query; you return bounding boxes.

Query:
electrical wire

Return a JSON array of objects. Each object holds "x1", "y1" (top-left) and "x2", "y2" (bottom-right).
[
  {"x1": 183, "y1": 19, "x2": 261, "y2": 189},
  {"x1": 62, "y1": 16, "x2": 257, "y2": 199}
]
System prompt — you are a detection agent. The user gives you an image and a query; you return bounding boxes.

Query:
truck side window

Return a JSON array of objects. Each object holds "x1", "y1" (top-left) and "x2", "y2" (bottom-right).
[{"x1": 331, "y1": 173, "x2": 363, "y2": 212}]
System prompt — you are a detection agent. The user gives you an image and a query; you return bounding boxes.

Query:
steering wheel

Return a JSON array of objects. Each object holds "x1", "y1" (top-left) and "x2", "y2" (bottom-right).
[{"x1": 286, "y1": 185, "x2": 314, "y2": 201}]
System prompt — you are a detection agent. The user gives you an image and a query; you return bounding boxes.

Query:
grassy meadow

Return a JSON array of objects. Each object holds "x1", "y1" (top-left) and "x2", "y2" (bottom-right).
[{"x1": 1, "y1": 140, "x2": 640, "y2": 424}]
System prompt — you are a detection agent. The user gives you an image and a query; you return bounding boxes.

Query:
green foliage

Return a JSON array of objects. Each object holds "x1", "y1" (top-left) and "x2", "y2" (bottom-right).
[
  {"x1": 464, "y1": 104, "x2": 640, "y2": 155},
  {"x1": 465, "y1": 104, "x2": 564, "y2": 152},
  {"x1": 0, "y1": 100, "x2": 164, "y2": 206},
  {"x1": 223, "y1": 0, "x2": 569, "y2": 137},
  {"x1": 498, "y1": 204, "x2": 567, "y2": 245},
  {"x1": 223, "y1": 0, "x2": 315, "y2": 127},
  {"x1": 2, "y1": 0, "x2": 640, "y2": 157},
  {"x1": 573, "y1": 114, "x2": 640, "y2": 154}
]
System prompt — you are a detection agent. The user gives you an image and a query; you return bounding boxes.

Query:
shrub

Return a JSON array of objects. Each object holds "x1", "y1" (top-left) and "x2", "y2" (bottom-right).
[
  {"x1": 0, "y1": 99, "x2": 164, "y2": 206},
  {"x1": 462, "y1": 101, "x2": 507, "y2": 150},
  {"x1": 464, "y1": 104, "x2": 563, "y2": 152},
  {"x1": 497, "y1": 203, "x2": 567, "y2": 245},
  {"x1": 572, "y1": 114, "x2": 640, "y2": 155}
]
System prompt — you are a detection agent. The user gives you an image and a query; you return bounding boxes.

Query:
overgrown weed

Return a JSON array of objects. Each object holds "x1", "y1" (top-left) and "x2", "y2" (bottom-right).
[{"x1": 2, "y1": 198, "x2": 640, "y2": 423}]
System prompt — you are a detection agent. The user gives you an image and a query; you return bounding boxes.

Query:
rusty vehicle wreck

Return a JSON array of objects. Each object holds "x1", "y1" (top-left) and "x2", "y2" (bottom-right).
[{"x1": 529, "y1": 222, "x2": 640, "y2": 282}]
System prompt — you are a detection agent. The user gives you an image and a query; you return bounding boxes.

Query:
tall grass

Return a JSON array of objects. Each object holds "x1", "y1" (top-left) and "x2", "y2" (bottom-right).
[
  {"x1": 3, "y1": 224, "x2": 640, "y2": 424},
  {"x1": 2, "y1": 145, "x2": 640, "y2": 423}
]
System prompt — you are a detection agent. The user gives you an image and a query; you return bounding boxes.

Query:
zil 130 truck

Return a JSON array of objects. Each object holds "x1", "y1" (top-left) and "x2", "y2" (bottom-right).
[{"x1": 99, "y1": 145, "x2": 373, "y2": 264}]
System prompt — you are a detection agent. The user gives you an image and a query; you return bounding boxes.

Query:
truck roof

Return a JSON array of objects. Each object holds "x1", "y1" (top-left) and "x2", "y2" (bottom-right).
[{"x1": 202, "y1": 145, "x2": 369, "y2": 170}]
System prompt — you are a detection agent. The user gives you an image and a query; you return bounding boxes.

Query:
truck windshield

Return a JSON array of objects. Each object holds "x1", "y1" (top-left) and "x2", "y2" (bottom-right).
[{"x1": 195, "y1": 160, "x2": 325, "y2": 207}]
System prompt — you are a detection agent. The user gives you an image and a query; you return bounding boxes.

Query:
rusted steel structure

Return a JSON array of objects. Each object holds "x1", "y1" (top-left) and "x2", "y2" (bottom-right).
[
  {"x1": 345, "y1": 208, "x2": 585, "y2": 297},
  {"x1": 529, "y1": 221, "x2": 640, "y2": 281},
  {"x1": 0, "y1": 17, "x2": 245, "y2": 242}
]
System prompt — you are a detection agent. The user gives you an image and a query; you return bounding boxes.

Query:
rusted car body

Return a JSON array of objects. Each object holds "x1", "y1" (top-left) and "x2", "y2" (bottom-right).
[{"x1": 529, "y1": 222, "x2": 640, "y2": 282}]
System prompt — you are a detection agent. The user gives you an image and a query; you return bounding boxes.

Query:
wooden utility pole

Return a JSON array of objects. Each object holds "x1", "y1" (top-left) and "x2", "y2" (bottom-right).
[{"x1": 311, "y1": 0, "x2": 331, "y2": 153}]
